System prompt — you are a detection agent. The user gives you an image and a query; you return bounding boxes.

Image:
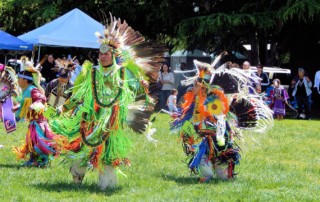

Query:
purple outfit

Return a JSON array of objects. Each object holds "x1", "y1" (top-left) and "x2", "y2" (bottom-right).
[{"x1": 271, "y1": 86, "x2": 289, "y2": 116}]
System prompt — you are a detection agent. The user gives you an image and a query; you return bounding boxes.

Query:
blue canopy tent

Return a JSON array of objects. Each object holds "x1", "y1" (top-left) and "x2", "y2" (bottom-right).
[
  {"x1": 0, "y1": 30, "x2": 33, "y2": 64},
  {"x1": 18, "y1": 8, "x2": 104, "y2": 60},
  {"x1": 0, "y1": 30, "x2": 33, "y2": 51}
]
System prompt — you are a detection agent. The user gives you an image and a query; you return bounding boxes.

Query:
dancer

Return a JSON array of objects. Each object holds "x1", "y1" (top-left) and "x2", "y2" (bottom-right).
[
  {"x1": 270, "y1": 79, "x2": 289, "y2": 120},
  {"x1": 50, "y1": 15, "x2": 165, "y2": 190},
  {"x1": 45, "y1": 60, "x2": 74, "y2": 107},
  {"x1": 12, "y1": 64, "x2": 65, "y2": 167},
  {"x1": 170, "y1": 58, "x2": 273, "y2": 181},
  {"x1": 0, "y1": 63, "x2": 19, "y2": 148}
]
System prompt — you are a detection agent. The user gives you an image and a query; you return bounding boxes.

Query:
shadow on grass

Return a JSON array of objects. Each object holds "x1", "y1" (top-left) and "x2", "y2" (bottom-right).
[
  {"x1": 0, "y1": 163, "x2": 22, "y2": 169},
  {"x1": 33, "y1": 182, "x2": 123, "y2": 196},
  {"x1": 160, "y1": 173, "x2": 236, "y2": 185},
  {"x1": 160, "y1": 174, "x2": 198, "y2": 185}
]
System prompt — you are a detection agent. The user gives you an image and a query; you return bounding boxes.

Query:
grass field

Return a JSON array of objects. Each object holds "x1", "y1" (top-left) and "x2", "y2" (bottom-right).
[{"x1": 0, "y1": 115, "x2": 319, "y2": 202}]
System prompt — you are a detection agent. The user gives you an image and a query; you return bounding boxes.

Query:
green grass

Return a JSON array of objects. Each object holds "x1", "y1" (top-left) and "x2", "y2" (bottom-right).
[{"x1": 0, "y1": 115, "x2": 319, "y2": 201}]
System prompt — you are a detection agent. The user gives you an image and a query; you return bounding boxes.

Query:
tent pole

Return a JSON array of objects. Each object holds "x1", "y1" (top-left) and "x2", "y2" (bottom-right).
[
  {"x1": 37, "y1": 45, "x2": 41, "y2": 63},
  {"x1": 5, "y1": 54, "x2": 7, "y2": 65},
  {"x1": 31, "y1": 45, "x2": 36, "y2": 63},
  {"x1": 15, "y1": 55, "x2": 18, "y2": 72}
]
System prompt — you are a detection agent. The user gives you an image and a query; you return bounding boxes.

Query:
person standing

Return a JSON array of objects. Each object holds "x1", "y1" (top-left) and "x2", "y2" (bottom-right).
[
  {"x1": 40, "y1": 54, "x2": 58, "y2": 86},
  {"x1": 242, "y1": 61, "x2": 257, "y2": 94},
  {"x1": 255, "y1": 64, "x2": 270, "y2": 93},
  {"x1": 270, "y1": 79, "x2": 289, "y2": 120},
  {"x1": 242, "y1": 61, "x2": 250, "y2": 71},
  {"x1": 70, "y1": 59, "x2": 82, "y2": 83},
  {"x1": 314, "y1": 69, "x2": 320, "y2": 94},
  {"x1": 158, "y1": 64, "x2": 175, "y2": 110},
  {"x1": 313, "y1": 69, "x2": 320, "y2": 113},
  {"x1": 291, "y1": 68, "x2": 312, "y2": 119}
]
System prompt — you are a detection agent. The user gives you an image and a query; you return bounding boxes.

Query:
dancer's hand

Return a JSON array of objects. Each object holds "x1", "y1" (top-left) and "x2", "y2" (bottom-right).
[{"x1": 12, "y1": 104, "x2": 20, "y2": 112}]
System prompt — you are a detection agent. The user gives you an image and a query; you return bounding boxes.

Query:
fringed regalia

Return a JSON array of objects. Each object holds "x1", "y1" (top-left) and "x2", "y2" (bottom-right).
[
  {"x1": 0, "y1": 64, "x2": 19, "y2": 133},
  {"x1": 171, "y1": 55, "x2": 273, "y2": 181},
  {"x1": 13, "y1": 68, "x2": 65, "y2": 167},
  {"x1": 270, "y1": 85, "x2": 289, "y2": 116},
  {"x1": 0, "y1": 64, "x2": 17, "y2": 103},
  {"x1": 51, "y1": 61, "x2": 138, "y2": 167},
  {"x1": 49, "y1": 14, "x2": 165, "y2": 188}
]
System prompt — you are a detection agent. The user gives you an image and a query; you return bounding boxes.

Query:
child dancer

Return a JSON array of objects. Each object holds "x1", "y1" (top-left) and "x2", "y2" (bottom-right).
[
  {"x1": 13, "y1": 67, "x2": 64, "y2": 167},
  {"x1": 270, "y1": 79, "x2": 289, "y2": 120}
]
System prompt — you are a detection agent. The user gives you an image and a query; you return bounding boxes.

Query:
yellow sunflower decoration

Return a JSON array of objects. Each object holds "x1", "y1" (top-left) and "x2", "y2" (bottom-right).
[{"x1": 205, "y1": 89, "x2": 229, "y2": 116}]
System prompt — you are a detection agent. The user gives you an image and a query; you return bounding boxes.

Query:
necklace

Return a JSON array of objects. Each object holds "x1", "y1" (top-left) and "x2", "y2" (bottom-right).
[{"x1": 92, "y1": 67, "x2": 123, "y2": 108}]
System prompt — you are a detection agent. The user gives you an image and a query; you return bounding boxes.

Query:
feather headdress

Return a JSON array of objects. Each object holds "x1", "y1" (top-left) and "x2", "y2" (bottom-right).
[
  {"x1": 172, "y1": 53, "x2": 273, "y2": 132},
  {"x1": 17, "y1": 56, "x2": 44, "y2": 94},
  {"x1": 95, "y1": 13, "x2": 166, "y2": 82},
  {"x1": 94, "y1": 14, "x2": 167, "y2": 135},
  {"x1": 55, "y1": 57, "x2": 76, "y2": 71},
  {"x1": 0, "y1": 64, "x2": 19, "y2": 102}
]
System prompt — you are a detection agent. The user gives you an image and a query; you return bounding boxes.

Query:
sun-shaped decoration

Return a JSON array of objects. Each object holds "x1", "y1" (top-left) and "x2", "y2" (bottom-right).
[{"x1": 205, "y1": 89, "x2": 229, "y2": 116}]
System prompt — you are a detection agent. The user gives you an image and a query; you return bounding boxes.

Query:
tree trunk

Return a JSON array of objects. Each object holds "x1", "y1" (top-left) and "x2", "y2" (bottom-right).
[{"x1": 250, "y1": 32, "x2": 260, "y2": 66}]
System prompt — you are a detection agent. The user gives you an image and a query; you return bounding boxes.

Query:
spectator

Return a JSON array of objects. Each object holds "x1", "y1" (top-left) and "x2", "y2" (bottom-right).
[
  {"x1": 158, "y1": 64, "x2": 174, "y2": 110},
  {"x1": 70, "y1": 58, "x2": 82, "y2": 83},
  {"x1": 270, "y1": 79, "x2": 289, "y2": 120},
  {"x1": 242, "y1": 61, "x2": 257, "y2": 94},
  {"x1": 242, "y1": 61, "x2": 250, "y2": 70},
  {"x1": 167, "y1": 89, "x2": 179, "y2": 112},
  {"x1": 40, "y1": 54, "x2": 59, "y2": 85},
  {"x1": 291, "y1": 68, "x2": 312, "y2": 119},
  {"x1": 255, "y1": 64, "x2": 270, "y2": 93},
  {"x1": 314, "y1": 69, "x2": 320, "y2": 112},
  {"x1": 314, "y1": 69, "x2": 320, "y2": 94}
]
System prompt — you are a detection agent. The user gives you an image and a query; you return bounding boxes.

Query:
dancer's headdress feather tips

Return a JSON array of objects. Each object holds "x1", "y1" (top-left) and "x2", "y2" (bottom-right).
[{"x1": 95, "y1": 13, "x2": 166, "y2": 81}]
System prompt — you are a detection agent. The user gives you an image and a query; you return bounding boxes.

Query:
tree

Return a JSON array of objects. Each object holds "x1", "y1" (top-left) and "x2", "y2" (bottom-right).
[
  {"x1": 1, "y1": 0, "x2": 320, "y2": 67},
  {"x1": 174, "y1": 0, "x2": 320, "y2": 65}
]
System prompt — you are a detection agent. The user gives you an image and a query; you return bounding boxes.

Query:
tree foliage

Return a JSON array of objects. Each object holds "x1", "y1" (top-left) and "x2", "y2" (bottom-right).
[
  {"x1": 1, "y1": 0, "x2": 320, "y2": 64},
  {"x1": 175, "y1": 0, "x2": 320, "y2": 52}
]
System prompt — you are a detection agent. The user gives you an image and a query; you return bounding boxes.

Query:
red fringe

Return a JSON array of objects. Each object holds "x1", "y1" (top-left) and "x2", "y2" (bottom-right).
[{"x1": 91, "y1": 145, "x2": 103, "y2": 169}]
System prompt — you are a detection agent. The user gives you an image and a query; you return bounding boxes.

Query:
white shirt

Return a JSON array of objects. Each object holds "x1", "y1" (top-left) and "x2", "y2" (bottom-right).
[
  {"x1": 167, "y1": 95, "x2": 178, "y2": 112},
  {"x1": 158, "y1": 72, "x2": 174, "y2": 90},
  {"x1": 314, "y1": 70, "x2": 320, "y2": 94},
  {"x1": 70, "y1": 64, "x2": 82, "y2": 83}
]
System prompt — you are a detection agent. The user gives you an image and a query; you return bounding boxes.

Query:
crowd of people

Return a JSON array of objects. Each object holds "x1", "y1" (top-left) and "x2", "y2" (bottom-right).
[{"x1": 155, "y1": 60, "x2": 319, "y2": 121}]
